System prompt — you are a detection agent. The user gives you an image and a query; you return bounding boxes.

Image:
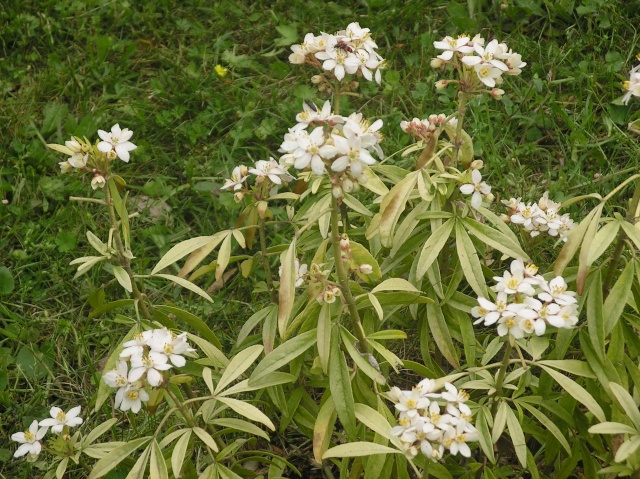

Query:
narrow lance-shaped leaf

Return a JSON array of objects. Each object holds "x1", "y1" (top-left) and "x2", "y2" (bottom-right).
[
  {"x1": 377, "y1": 170, "x2": 419, "y2": 247},
  {"x1": 587, "y1": 220, "x2": 621, "y2": 265},
  {"x1": 519, "y1": 402, "x2": 571, "y2": 455},
  {"x1": 416, "y1": 218, "x2": 454, "y2": 279},
  {"x1": 455, "y1": 221, "x2": 489, "y2": 297},
  {"x1": 124, "y1": 444, "x2": 151, "y2": 479},
  {"x1": 539, "y1": 364, "x2": 606, "y2": 422},
  {"x1": 152, "y1": 234, "x2": 223, "y2": 275},
  {"x1": 278, "y1": 239, "x2": 297, "y2": 339},
  {"x1": 150, "y1": 439, "x2": 168, "y2": 479},
  {"x1": 313, "y1": 395, "x2": 337, "y2": 464},
  {"x1": 586, "y1": 269, "x2": 605, "y2": 361},
  {"x1": 340, "y1": 327, "x2": 386, "y2": 385},
  {"x1": 329, "y1": 327, "x2": 357, "y2": 440},
  {"x1": 317, "y1": 303, "x2": 331, "y2": 374},
  {"x1": 113, "y1": 265, "x2": 133, "y2": 293},
  {"x1": 554, "y1": 203, "x2": 603, "y2": 276},
  {"x1": 322, "y1": 442, "x2": 401, "y2": 459},
  {"x1": 426, "y1": 298, "x2": 460, "y2": 369},
  {"x1": 171, "y1": 430, "x2": 191, "y2": 479},
  {"x1": 609, "y1": 382, "x2": 640, "y2": 431},
  {"x1": 461, "y1": 217, "x2": 530, "y2": 262},
  {"x1": 215, "y1": 396, "x2": 275, "y2": 431},
  {"x1": 604, "y1": 260, "x2": 634, "y2": 334},
  {"x1": 215, "y1": 232, "x2": 233, "y2": 282},
  {"x1": 153, "y1": 274, "x2": 213, "y2": 303},
  {"x1": 215, "y1": 344, "x2": 263, "y2": 394},
  {"x1": 576, "y1": 204, "x2": 604, "y2": 294},
  {"x1": 88, "y1": 437, "x2": 151, "y2": 479},
  {"x1": 505, "y1": 405, "x2": 528, "y2": 467}
]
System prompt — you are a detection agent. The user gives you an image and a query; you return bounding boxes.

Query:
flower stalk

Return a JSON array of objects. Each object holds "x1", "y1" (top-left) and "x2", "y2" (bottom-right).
[{"x1": 258, "y1": 215, "x2": 278, "y2": 303}]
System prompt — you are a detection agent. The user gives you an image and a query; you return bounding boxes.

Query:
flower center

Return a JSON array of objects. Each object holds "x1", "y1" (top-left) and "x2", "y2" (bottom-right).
[
  {"x1": 127, "y1": 390, "x2": 139, "y2": 400},
  {"x1": 506, "y1": 318, "x2": 516, "y2": 328},
  {"x1": 24, "y1": 431, "x2": 35, "y2": 442},
  {"x1": 142, "y1": 355, "x2": 154, "y2": 367},
  {"x1": 164, "y1": 344, "x2": 174, "y2": 355},
  {"x1": 56, "y1": 411, "x2": 67, "y2": 422},
  {"x1": 406, "y1": 399, "x2": 417, "y2": 409}
]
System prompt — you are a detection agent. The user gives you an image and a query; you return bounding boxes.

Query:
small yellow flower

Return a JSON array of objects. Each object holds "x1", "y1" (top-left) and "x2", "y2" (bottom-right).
[{"x1": 215, "y1": 64, "x2": 228, "y2": 77}]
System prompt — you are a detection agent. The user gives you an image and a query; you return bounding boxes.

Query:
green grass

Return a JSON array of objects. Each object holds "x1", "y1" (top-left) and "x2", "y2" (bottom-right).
[{"x1": 1, "y1": 0, "x2": 639, "y2": 476}]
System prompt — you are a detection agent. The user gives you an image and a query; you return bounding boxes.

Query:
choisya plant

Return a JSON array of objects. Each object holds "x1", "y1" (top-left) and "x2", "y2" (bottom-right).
[{"x1": 22, "y1": 22, "x2": 640, "y2": 479}]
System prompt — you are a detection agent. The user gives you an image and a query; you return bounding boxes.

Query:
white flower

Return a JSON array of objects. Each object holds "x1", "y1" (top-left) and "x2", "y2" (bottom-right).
[
  {"x1": 11, "y1": 420, "x2": 47, "y2": 458},
  {"x1": 493, "y1": 259, "x2": 536, "y2": 296},
  {"x1": 433, "y1": 35, "x2": 473, "y2": 61},
  {"x1": 115, "y1": 384, "x2": 149, "y2": 413},
  {"x1": 279, "y1": 258, "x2": 308, "y2": 288},
  {"x1": 471, "y1": 292, "x2": 513, "y2": 325},
  {"x1": 497, "y1": 314, "x2": 525, "y2": 338},
  {"x1": 249, "y1": 158, "x2": 294, "y2": 184},
  {"x1": 539, "y1": 276, "x2": 577, "y2": 305},
  {"x1": 120, "y1": 331, "x2": 153, "y2": 359},
  {"x1": 221, "y1": 165, "x2": 249, "y2": 191},
  {"x1": 460, "y1": 169, "x2": 491, "y2": 209},
  {"x1": 442, "y1": 383, "x2": 470, "y2": 404},
  {"x1": 331, "y1": 134, "x2": 376, "y2": 178},
  {"x1": 68, "y1": 152, "x2": 88, "y2": 169},
  {"x1": 547, "y1": 304, "x2": 579, "y2": 329},
  {"x1": 315, "y1": 43, "x2": 349, "y2": 81},
  {"x1": 97, "y1": 124, "x2": 137, "y2": 162},
  {"x1": 474, "y1": 63, "x2": 503, "y2": 88},
  {"x1": 129, "y1": 352, "x2": 172, "y2": 387},
  {"x1": 91, "y1": 174, "x2": 106, "y2": 190},
  {"x1": 146, "y1": 329, "x2": 195, "y2": 367},
  {"x1": 395, "y1": 389, "x2": 430, "y2": 418},
  {"x1": 291, "y1": 127, "x2": 336, "y2": 175},
  {"x1": 103, "y1": 360, "x2": 130, "y2": 388},
  {"x1": 443, "y1": 422, "x2": 479, "y2": 457},
  {"x1": 461, "y1": 39, "x2": 509, "y2": 71},
  {"x1": 622, "y1": 64, "x2": 640, "y2": 105},
  {"x1": 39, "y1": 406, "x2": 83, "y2": 433}
]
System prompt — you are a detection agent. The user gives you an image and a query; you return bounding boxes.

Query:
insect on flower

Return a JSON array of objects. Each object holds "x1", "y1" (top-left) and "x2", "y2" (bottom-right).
[
  {"x1": 334, "y1": 40, "x2": 354, "y2": 53},
  {"x1": 304, "y1": 99, "x2": 318, "y2": 112}
]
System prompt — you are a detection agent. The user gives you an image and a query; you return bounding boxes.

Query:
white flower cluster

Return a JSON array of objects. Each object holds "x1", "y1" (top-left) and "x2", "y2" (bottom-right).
[
  {"x1": 623, "y1": 60, "x2": 640, "y2": 105},
  {"x1": 460, "y1": 168, "x2": 491, "y2": 209},
  {"x1": 103, "y1": 328, "x2": 195, "y2": 413},
  {"x1": 400, "y1": 113, "x2": 454, "y2": 142},
  {"x1": 472, "y1": 259, "x2": 578, "y2": 338},
  {"x1": 11, "y1": 406, "x2": 83, "y2": 460},
  {"x1": 433, "y1": 34, "x2": 525, "y2": 90},
  {"x1": 221, "y1": 158, "x2": 295, "y2": 201},
  {"x1": 502, "y1": 192, "x2": 575, "y2": 240},
  {"x1": 388, "y1": 379, "x2": 478, "y2": 461},
  {"x1": 289, "y1": 23, "x2": 385, "y2": 84},
  {"x1": 52, "y1": 124, "x2": 136, "y2": 190},
  {"x1": 279, "y1": 101, "x2": 383, "y2": 196}
]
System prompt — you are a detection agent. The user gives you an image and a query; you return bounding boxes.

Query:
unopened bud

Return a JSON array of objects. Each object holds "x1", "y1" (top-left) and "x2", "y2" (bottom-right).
[
  {"x1": 430, "y1": 58, "x2": 444, "y2": 68},
  {"x1": 332, "y1": 185, "x2": 343, "y2": 198},
  {"x1": 2, "y1": 199, "x2": 9, "y2": 205},
  {"x1": 239, "y1": 165, "x2": 249, "y2": 176},
  {"x1": 428, "y1": 114, "x2": 438, "y2": 124},
  {"x1": 234, "y1": 192, "x2": 245, "y2": 203},
  {"x1": 62, "y1": 434, "x2": 71, "y2": 441},
  {"x1": 357, "y1": 175, "x2": 368, "y2": 185},
  {"x1": 342, "y1": 178, "x2": 354, "y2": 193},
  {"x1": 500, "y1": 214, "x2": 511, "y2": 223},
  {"x1": 434, "y1": 80, "x2": 448, "y2": 90},
  {"x1": 470, "y1": 160, "x2": 484, "y2": 170},
  {"x1": 359, "y1": 264, "x2": 373, "y2": 275},
  {"x1": 339, "y1": 235, "x2": 350, "y2": 251},
  {"x1": 106, "y1": 150, "x2": 117, "y2": 160},
  {"x1": 311, "y1": 75, "x2": 324, "y2": 84},
  {"x1": 485, "y1": 192, "x2": 495, "y2": 203},
  {"x1": 490, "y1": 88, "x2": 505, "y2": 99}
]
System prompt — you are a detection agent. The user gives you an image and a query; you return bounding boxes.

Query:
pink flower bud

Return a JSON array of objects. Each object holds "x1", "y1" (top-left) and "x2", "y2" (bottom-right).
[{"x1": 359, "y1": 264, "x2": 373, "y2": 274}]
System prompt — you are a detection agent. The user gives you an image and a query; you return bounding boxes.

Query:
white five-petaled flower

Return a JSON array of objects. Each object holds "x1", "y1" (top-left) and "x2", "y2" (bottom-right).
[
  {"x1": 39, "y1": 406, "x2": 83, "y2": 433},
  {"x1": 221, "y1": 165, "x2": 249, "y2": 191},
  {"x1": 11, "y1": 420, "x2": 47, "y2": 458},
  {"x1": 460, "y1": 169, "x2": 491, "y2": 209},
  {"x1": 395, "y1": 389, "x2": 430, "y2": 418},
  {"x1": 249, "y1": 158, "x2": 294, "y2": 185},
  {"x1": 433, "y1": 36, "x2": 473, "y2": 61},
  {"x1": 622, "y1": 64, "x2": 640, "y2": 105},
  {"x1": 103, "y1": 360, "x2": 130, "y2": 388},
  {"x1": 129, "y1": 352, "x2": 172, "y2": 387},
  {"x1": 115, "y1": 383, "x2": 149, "y2": 413},
  {"x1": 97, "y1": 124, "x2": 137, "y2": 162},
  {"x1": 278, "y1": 258, "x2": 308, "y2": 288},
  {"x1": 538, "y1": 276, "x2": 577, "y2": 305},
  {"x1": 146, "y1": 328, "x2": 195, "y2": 367}
]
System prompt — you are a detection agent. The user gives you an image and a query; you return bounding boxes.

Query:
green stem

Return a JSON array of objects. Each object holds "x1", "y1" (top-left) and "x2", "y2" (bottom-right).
[
  {"x1": 330, "y1": 195, "x2": 369, "y2": 353},
  {"x1": 165, "y1": 387, "x2": 196, "y2": 428},
  {"x1": 604, "y1": 176, "x2": 640, "y2": 293},
  {"x1": 104, "y1": 184, "x2": 153, "y2": 323},
  {"x1": 258, "y1": 215, "x2": 278, "y2": 303},
  {"x1": 452, "y1": 91, "x2": 469, "y2": 167},
  {"x1": 491, "y1": 338, "x2": 513, "y2": 414},
  {"x1": 409, "y1": 458, "x2": 424, "y2": 478}
]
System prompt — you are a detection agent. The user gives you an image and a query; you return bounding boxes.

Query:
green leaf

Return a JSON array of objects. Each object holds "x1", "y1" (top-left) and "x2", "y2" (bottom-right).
[
  {"x1": 577, "y1": 204, "x2": 603, "y2": 293},
  {"x1": 371, "y1": 278, "x2": 419, "y2": 294},
  {"x1": 88, "y1": 437, "x2": 151, "y2": 479},
  {"x1": 150, "y1": 439, "x2": 168, "y2": 479},
  {"x1": 124, "y1": 445, "x2": 150, "y2": 479},
  {"x1": 84, "y1": 418, "x2": 118, "y2": 446},
  {"x1": 475, "y1": 409, "x2": 495, "y2": 464},
  {"x1": 340, "y1": 327, "x2": 386, "y2": 385},
  {"x1": 377, "y1": 170, "x2": 419, "y2": 247},
  {"x1": 220, "y1": 372, "x2": 295, "y2": 396},
  {"x1": 89, "y1": 299, "x2": 135, "y2": 318},
  {"x1": 609, "y1": 383, "x2": 640, "y2": 431},
  {"x1": 278, "y1": 239, "x2": 297, "y2": 338},
  {"x1": 426, "y1": 298, "x2": 460, "y2": 369},
  {"x1": 313, "y1": 395, "x2": 337, "y2": 464},
  {"x1": 187, "y1": 333, "x2": 229, "y2": 367},
  {"x1": 519, "y1": 402, "x2": 571, "y2": 455},
  {"x1": 56, "y1": 457, "x2": 69, "y2": 479},
  {"x1": 416, "y1": 218, "x2": 455, "y2": 279},
  {"x1": 113, "y1": 266, "x2": 132, "y2": 293},
  {"x1": 586, "y1": 269, "x2": 605, "y2": 361},
  {"x1": 589, "y1": 422, "x2": 638, "y2": 435},
  {"x1": 248, "y1": 328, "x2": 316, "y2": 385},
  {"x1": 367, "y1": 330, "x2": 407, "y2": 340},
  {"x1": 317, "y1": 303, "x2": 331, "y2": 374},
  {"x1": 354, "y1": 404, "x2": 397, "y2": 443},
  {"x1": 192, "y1": 426, "x2": 220, "y2": 452},
  {"x1": 215, "y1": 397, "x2": 275, "y2": 431},
  {"x1": 461, "y1": 217, "x2": 530, "y2": 261},
  {"x1": 329, "y1": 327, "x2": 357, "y2": 440},
  {"x1": 554, "y1": 204, "x2": 603, "y2": 276},
  {"x1": 211, "y1": 418, "x2": 270, "y2": 441},
  {"x1": 151, "y1": 235, "x2": 224, "y2": 275},
  {"x1": 322, "y1": 442, "x2": 400, "y2": 459},
  {"x1": 155, "y1": 305, "x2": 222, "y2": 349},
  {"x1": 621, "y1": 221, "x2": 640, "y2": 252},
  {"x1": 94, "y1": 325, "x2": 140, "y2": 412},
  {"x1": 215, "y1": 344, "x2": 263, "y2": 394},
  {"x1": 536, "y1": 360, "x2": 596, "y2": 378},
  {"x1": 505, "y1": 405, "x2": 528, "y2": 467},
  {"x1": 604, "y1": 260, "x2": 634, "y2": 334},
  {"x1": 153, "y1": 274, "x2": 213, "y2": 303},
  {"x1": 0, "y1": 267, "x2": 15, "y2": 295},
  {"x1": 587, "y1": 221, "x2": 620, "y2": 264},
  {"x1": 171, "y1": 430, "x2": 191, "y2": 479},
  {"x1": 539, "y1": 365, "x2": 606, "y2": 422},
  {"x1": 455, "y1": 221, "x2": 488, "y2": 297}
]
